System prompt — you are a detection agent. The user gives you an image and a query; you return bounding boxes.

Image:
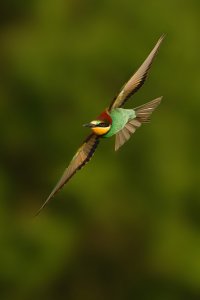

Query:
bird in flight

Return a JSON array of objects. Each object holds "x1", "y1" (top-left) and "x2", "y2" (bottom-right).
[{"x1": 36, "y1": 35, "x2": 164, "y2": 215}]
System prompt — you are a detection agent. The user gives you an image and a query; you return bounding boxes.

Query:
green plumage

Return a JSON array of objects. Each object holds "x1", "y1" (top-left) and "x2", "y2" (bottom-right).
[{"x1": 103, "y1": 108, "x2": 136, "y2": 138}]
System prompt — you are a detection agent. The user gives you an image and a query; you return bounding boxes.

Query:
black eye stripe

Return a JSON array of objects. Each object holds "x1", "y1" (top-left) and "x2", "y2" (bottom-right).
[{"x1": 97, "y1": 123, "x2": 109, "y2": 127}]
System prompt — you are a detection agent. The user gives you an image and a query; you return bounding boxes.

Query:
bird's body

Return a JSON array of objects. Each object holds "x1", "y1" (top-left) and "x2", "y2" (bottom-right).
[
  {"x1": 103, "y1": 108, "x2": 136, "y2": 137},
  {"x1": 36, "y1": 35, "x2": 165, "y2": 215},
  {"x1": 89, "y1": 108, "x2": 135, "y2": 137}
]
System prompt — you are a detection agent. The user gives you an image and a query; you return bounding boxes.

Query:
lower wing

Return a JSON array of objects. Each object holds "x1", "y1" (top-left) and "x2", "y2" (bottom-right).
[{"x1": 35, "y1": 134, "x2": 100, "y2": 215}]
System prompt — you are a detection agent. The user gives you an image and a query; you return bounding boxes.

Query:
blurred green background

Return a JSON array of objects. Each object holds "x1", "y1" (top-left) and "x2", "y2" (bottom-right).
[{"x1": 1, "y1": 0, "x2": 200, "y2": 299}]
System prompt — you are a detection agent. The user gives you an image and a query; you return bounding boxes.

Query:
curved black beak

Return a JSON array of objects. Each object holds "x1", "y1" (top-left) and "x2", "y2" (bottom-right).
[{"x1": 82, "y1": 123, "x2": 95, "y2": 128}]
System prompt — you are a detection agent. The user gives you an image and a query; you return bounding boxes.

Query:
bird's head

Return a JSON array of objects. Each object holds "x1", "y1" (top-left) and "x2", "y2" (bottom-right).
[{"x1": 83, "y1": 120, "x2": 111, "y2": 136}]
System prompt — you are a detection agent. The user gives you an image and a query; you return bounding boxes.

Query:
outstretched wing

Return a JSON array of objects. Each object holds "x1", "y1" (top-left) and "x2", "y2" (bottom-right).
[
  {"x1": 109, "y1": 35, "x2": 164, "y2": 111},
  {"x1": 35, "y1": 134, "x2": 99, "y2": 215}
]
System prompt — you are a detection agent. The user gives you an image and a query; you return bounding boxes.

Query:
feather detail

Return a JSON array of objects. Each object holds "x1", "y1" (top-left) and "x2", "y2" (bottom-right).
[
  {"x1": 125, "y1": 122, "x2": 136, "y2": 133},
  {"x1": 135, "y1": 97, "x2": 162, "y2": 123},
  {"x1": 109, "y1": 35, "x2": 164, "y2": 111},
  {"x1": 35, "y1": 134, "x2": 99, "y2": 215},
  {"x1": 115, "y1": 120, "x2": 138, "y2": 151},
  {"x1": 115, "y1": 97, "x2": 162, "y2": 151}
]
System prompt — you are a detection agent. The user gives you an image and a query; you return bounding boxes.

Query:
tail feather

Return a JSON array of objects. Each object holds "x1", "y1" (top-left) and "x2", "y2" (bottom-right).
[
  {"x1": 115, "y1": 97, "x2": 162, "y2": 151},
  {"x1": 134, "y1": 97, "x2": 162, "y2": 123}
]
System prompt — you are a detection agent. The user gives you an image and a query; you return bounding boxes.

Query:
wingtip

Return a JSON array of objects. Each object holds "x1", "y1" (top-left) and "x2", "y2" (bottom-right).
[
  {"x1": 33, "y1": 209, "x2": 41, "y2": 218},
  {"x1": 33, "y1": 194, "x2": 52, "y2": 217},
  {"x1": 156, "y1": 34, "x2": 165, "y2": 47},
  {"x1": 153, "y1": 96, "x2": 163, "y2": 106},
  {"x1": 159, "y1": 33, "x2": 166, "y2": 41},
  {"x1": 33, "y1": 203, "x2": 46, "y2": 218}
]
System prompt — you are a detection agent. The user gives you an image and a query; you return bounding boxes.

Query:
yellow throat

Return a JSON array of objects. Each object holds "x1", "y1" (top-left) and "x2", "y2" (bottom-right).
[{"x1": 91, "y1": 126, "x2": 110, "y2": 136}]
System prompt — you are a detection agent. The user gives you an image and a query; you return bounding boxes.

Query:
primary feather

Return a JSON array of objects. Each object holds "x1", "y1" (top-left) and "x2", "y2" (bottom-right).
[
  {"x1": 109, "y1": 35, "x2": 164, "y2": 111},
  {"x1": 35, "y1": 134, "x2": 99, "y2": 215}
]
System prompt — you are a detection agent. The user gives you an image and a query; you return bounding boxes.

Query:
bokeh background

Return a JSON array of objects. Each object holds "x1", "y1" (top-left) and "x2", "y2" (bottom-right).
[{"x1": 1, "y1": 0, "x2": 200, "y2": 299}]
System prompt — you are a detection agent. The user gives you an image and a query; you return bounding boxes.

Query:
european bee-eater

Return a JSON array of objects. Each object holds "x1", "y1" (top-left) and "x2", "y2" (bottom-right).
[{"x1": 36, "y1": 35, "x2": 164, "y2": 215}]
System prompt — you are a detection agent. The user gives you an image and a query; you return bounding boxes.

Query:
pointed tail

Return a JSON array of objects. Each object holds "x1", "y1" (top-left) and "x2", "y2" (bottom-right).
[
  {"x1": 114, "y1": 97, "x2": 163, "y2": 151},
  {"x1": 134, "y1": 97, "x2": 163, "y2": 123}
]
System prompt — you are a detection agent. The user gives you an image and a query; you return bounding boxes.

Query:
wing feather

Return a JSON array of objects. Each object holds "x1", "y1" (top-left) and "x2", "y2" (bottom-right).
[
  {"x1": 109, "y1": 35, "x2": 164, "y2": 111},
  {"x1": 125, "y1": 123, "x2": 136, "y2": 133},
  {"x1": 115, "y1": 97, "x2": 162, "y2": 151},
  {"x1": 123, "y1": 126, "x2": 131, "y2": 140},
  {"x1": 135, "y1": 97, "x2": 162, "y2": 123},
  {"x1": 35, "y1": 134, "x2": 99, "y2": 215}
]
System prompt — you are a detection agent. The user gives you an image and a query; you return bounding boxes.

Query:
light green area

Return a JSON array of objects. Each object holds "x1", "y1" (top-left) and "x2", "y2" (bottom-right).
[
  {"x1": 104, "y1": 108, "x2": 136, "y2": 137},
  {"x1": 0, "y1": 0, "x2": 200, "y2": 299}
]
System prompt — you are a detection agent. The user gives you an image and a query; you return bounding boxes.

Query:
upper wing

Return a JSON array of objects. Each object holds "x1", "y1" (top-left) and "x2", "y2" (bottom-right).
[
  {"x1": 35, "y1": 134, "x2": 100, "y2": 215},
  {"x1": 109, "y1": 35, "x2": 164, "y2": 111}
]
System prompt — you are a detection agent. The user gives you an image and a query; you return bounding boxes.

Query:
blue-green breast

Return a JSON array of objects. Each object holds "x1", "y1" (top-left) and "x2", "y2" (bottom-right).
[{"x1": 103, "y1": 108, "x2": 136, "y2": 138}]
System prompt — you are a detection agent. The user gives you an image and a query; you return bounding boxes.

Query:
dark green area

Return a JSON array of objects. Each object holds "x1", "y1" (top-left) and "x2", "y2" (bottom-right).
[{"x1": 0, "y1": 0, "x2": 200, "y2": 299}]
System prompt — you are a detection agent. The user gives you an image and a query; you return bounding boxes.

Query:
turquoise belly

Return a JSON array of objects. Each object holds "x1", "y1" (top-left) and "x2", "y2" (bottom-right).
[{"x1": 103, "y1": 108, "x2": 136, "y2": 138}]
